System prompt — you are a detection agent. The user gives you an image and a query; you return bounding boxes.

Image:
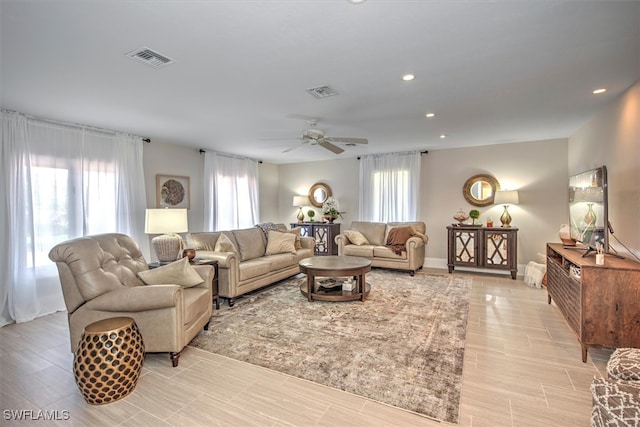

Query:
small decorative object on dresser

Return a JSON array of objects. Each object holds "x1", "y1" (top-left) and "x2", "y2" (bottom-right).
[{"x1": 558, "y1": 223, "x2": 576, "y2": 246}]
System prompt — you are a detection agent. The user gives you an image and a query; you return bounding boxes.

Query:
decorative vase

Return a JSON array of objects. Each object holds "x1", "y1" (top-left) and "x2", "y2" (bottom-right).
[
  {"x1": 584, "y1": 203, "x2": 597, "y2": 226},
  {"x1": 582, "y1": 203, "x2": 596, "y2": 243},
  {"x1": 559, "y1": 224, "x2": 576, "y2": 246}
]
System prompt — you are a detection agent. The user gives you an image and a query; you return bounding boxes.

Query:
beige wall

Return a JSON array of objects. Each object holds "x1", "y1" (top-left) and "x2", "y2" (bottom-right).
[
  {"x1": 569, "y1": 81, "x2": 640, "y2": 258},
  {"x1": 423, "y1": 139, "x2": 568, "y2": 269},
  {"x1": 273, "y1": 140, "x2": 568, "y2": 273}
]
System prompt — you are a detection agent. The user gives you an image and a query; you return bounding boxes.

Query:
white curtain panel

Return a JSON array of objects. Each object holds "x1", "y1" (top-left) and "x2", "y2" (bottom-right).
[
  {"x1": 203, "y1": 151, "x2": 259, "y2": 231},
  {"x1": 359, "y1": 151, "x2": 421, "y2": 222},
  {"x1": 0, "y1": 110, "x2": 148, "y2": 327}
]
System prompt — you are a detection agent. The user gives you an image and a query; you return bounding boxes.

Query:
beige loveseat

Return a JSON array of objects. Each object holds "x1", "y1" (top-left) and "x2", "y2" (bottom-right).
[
  {"x1": 187, "y1": 224, "x2": 314, "y2": 306},
  {"x1": 49, "y1": 233, "x2": 213, "y2": 367},
  {"x1": 335, "y1": 221, "x2": 428, "y2": 275}
]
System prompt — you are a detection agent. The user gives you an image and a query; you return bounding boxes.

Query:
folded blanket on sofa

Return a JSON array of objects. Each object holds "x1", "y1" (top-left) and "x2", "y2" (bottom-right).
[{"x1": 385, "y1": 226, "x2": 416, "y2": 255}]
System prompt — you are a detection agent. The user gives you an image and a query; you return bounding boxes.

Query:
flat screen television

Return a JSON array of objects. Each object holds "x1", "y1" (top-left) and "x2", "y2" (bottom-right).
[{"x1": 568, "y1": 165, "x2": 608, "y2": 255}]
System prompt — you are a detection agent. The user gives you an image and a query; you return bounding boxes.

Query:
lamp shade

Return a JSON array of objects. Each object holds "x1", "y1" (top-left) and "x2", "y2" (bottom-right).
[
  {"x1": 145, "y1": 208, "x2": 188, "y2": 234},
  {"x1": 292, "y1": 195, "x2": 309, "y2": 207},
  {"x1": 494, "y1": 190, "x2": 519, "y2": 206}
]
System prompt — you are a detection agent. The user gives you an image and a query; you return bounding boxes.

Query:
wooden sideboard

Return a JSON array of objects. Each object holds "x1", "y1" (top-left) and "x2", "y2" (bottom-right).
[
  {"x1": 447, "y1": 226, "x2": 518, "y2": 279},
  {"x1": 290, "y1": 222, "x2": 341, "y2": 256},
  {"x1": 546, "y1": 243, "x2": 640, "y2": 362}
]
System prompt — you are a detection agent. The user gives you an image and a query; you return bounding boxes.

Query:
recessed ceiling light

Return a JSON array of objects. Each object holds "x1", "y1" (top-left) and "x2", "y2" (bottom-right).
[
  {"x1": 440, "y1": 134, "x2": 447, "y2": 139},
  {"x1": 347, "y1": 0, "x2": 367, "y2": 4},
  {"x1": 592, "y1": 88, "x2": 607, "y2": 94},
  {"x1": 425, "y1": 113, "x2": 435, "y2": 118},
  {"x1": 402, "y1": 74, "x2": 415, "y2": 81}
]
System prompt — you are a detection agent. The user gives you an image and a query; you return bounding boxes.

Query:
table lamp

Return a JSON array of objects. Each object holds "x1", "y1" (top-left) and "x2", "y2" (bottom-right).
[
  {"x1": 292, "y1": 195, "x2": 309, "y2": 223},
  {"x1": 145, "y1": 208, "x2": 188, "y2": 262},
  {"x1": 494, "y1": 190, "x2": 519, "y2": 227}
]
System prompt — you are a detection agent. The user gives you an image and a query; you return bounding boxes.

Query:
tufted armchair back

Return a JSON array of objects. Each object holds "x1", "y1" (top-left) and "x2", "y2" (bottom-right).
[{"x1": 49, "y1": 233, "x2": 149, "y2": 315}]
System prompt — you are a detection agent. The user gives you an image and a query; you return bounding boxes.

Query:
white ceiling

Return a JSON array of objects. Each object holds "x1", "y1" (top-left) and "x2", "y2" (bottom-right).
[{"x1": 2, "y1": 1, "x2": 639, "y2": 164}]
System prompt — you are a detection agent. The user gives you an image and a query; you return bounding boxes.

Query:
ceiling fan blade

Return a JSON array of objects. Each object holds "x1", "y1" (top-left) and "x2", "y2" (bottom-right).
[
  {"x1": 318, "y1": 140, "x2": 344, "y2": 154},
  {"x1": 325, "y1": 137, "x2": 368, "y2": 144}
]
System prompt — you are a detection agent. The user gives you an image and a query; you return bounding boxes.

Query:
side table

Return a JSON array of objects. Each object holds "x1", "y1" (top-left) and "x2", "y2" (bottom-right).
[
  {"x1": 148, "y1": 258, "x2": 219, "y2": 310},
  {"x1": 74, "y1": 317, "x2": 144, "y2": 405}
]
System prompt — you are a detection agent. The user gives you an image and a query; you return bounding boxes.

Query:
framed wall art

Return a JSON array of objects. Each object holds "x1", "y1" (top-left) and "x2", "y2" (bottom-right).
[{"x1": 156, "y1": 174, "x2": 190, "y2": 209}]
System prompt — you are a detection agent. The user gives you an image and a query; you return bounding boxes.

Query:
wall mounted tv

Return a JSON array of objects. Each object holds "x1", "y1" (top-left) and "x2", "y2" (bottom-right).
[{"x1": 568, "y1": 165, "x2": 608, "y2": 255}]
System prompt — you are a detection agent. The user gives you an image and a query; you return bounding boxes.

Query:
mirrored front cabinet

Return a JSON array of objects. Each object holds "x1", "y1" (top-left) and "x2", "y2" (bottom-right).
[
  {"x1": 290, "y1": 223, "x2": 341, "y2": 256},
  {"x1": 447, "y1": 226, "x2": 518, "y2": 279}
]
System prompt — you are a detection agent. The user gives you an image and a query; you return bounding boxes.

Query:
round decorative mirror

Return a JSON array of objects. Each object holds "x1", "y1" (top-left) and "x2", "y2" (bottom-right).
[
  {"x1": 463, "y1": 174, "x2": 500, "y2": 207},
  {"x1": 308, "y1": 183, "x2": 332, "y2": 208}
]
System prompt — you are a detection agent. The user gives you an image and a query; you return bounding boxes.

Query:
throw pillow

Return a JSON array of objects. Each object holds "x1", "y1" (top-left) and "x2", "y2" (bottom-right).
[
  {"x1": 282, "y1": 227, "x2": 302, "y2": 249},
  {"x1": 265, "y1": 230, "x2": 297, "y2": 255},
  {"x1": 343, "y1": 230, "x2": 369, "y2": 246},
  {"x1": 138, "y1": 257, "x2": 204, "y2": 288},
  {"x1": 214, "y1": 233, "x2": 237, "y2": 253}
]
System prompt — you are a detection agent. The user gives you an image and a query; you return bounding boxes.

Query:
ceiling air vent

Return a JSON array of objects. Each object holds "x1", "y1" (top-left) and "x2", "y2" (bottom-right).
[
  {"x1": 306, "y1": 85, "x2": 338, "y2": 99},
  {"x1": 125, "y1": 46, "x2": 175, "y2": 69}
]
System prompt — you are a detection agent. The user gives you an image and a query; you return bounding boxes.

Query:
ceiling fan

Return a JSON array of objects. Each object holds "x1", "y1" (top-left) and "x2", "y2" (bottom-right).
[{"x1": 283, "y1": 119, "x2": 368, "y2": 154}]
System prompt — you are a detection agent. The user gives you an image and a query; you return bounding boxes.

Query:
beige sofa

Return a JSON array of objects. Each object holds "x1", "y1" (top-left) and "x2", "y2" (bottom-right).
[
  {"x1": 335, "y1": 221, "x2": 427, "y2": 275},
  {"x1": 188, "y1": 224, "x2": 314, "y2": 306},
  {"x1": 49, "y1": 233, "x2": 213, "y2": 367}
]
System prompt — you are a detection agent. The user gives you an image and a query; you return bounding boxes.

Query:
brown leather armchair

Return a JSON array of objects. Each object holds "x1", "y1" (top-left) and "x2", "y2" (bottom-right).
[{"x1": 49, "y1": 233, "x2": 213, "y2": 367}]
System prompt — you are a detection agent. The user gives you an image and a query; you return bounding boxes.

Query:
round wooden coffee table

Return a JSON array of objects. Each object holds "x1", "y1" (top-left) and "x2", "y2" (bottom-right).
[{"x1": 299, "y1": 256, "x2": 372, "y2": 302}]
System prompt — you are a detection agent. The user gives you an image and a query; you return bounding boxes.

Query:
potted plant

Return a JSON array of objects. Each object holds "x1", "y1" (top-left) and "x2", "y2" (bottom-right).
[
  {"x1": 307, "y1": 209, "x2": 316, "y2": 222},
  {"x1": 469, "y1": 209, "x2": 480, "y2": 225},
  {"x1": 322, "y1": 197, "x2": 344, "y2": 223}
]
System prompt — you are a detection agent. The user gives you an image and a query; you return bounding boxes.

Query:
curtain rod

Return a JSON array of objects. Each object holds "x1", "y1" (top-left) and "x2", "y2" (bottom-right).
[
  {"x1": 357, "y1": 150, "x2": 428, "y2": 160},
  {"x1": 1, "y1": 108, "x2": 150, "y2": 142},
  {"x1": 199, "y1": 148, "x2": 262, "y2": 164}
]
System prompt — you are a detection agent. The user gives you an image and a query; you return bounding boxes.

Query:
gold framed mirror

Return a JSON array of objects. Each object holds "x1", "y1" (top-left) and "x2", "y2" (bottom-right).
[
  {"x1": 463, "y1": 174, "x2": 500, "y2": 207},
  {"x1": 308, "y1": 182, "x2": 332, "y2": 208}
]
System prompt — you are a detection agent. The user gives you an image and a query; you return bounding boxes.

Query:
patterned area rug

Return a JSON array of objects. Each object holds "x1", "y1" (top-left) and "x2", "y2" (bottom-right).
[{"x1": 190, "y1": 269, "x2": 471, "y2": 423}]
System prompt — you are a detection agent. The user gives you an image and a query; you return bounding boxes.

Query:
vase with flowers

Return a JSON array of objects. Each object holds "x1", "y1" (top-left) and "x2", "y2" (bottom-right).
[{"x1": 322, "y1": 197, "x2": 345, "y2": 223}]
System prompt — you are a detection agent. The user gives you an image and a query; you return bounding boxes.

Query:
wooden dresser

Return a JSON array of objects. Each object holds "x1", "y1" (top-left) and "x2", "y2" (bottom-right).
[
  {"x1": 290, "y1": 222, "x2": 341, "y2": 256},
  {"x1": 546, "y1": 243, "x2": 640, "y2": 362}
]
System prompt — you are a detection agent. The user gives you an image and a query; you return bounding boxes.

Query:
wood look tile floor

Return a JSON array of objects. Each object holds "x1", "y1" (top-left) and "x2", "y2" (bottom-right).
[{"x1": 0, "y1": 269, "x2": 612, "y2": 426}]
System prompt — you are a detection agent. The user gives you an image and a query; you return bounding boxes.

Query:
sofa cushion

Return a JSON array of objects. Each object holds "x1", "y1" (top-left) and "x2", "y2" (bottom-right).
[
  {"x1": 282, "y1": 227, "x2": 302, "y2": 249},
  {"x1": 238, "y1": 259, "x2": 271, "y2": 281},
  {"x1": 344, "y1": 245, "x2": 375, "y2": 258},
  {"x1": 233, "y1": 228, "x2": 266, "y2": 261},
  {"x1": 265, "y1": 230, "x2": 297, "y2": 255},
  {"x1": 187, "y1": 232, "x2": 221, "y2": 251},
  {"x1": 263, "y1": 253, "x2": 296, "y2": 271},
  {"x1": 343, "y1": 230, "x2": 369, "y2": 246},
  {"x1": 138, "y1": 257, "x2": 204, "y2": 288},
  {"x1": 214, "y1": 233, "x2": 237, "y2": 253},
  {"x1": 350, "y1": 221, "x2": 387, "y2": 246},
  {"x1": 374, "y1": 246, "x2": 407, "y2": 259}
]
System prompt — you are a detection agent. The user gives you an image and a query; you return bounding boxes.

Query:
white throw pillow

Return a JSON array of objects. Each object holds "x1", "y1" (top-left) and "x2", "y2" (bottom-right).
[
  {"x1": 344, "y1": 230, "x2": 370, "y2": 246},
  {"x1": 265, "y1": 230, "x2": 297, "y2": 255},
  {"x1": 138, "y1": 257, "x2": 204, "y2": 288},
  {"x1": 214, "y1": 233, "x2": 237, "y2": 253}
]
